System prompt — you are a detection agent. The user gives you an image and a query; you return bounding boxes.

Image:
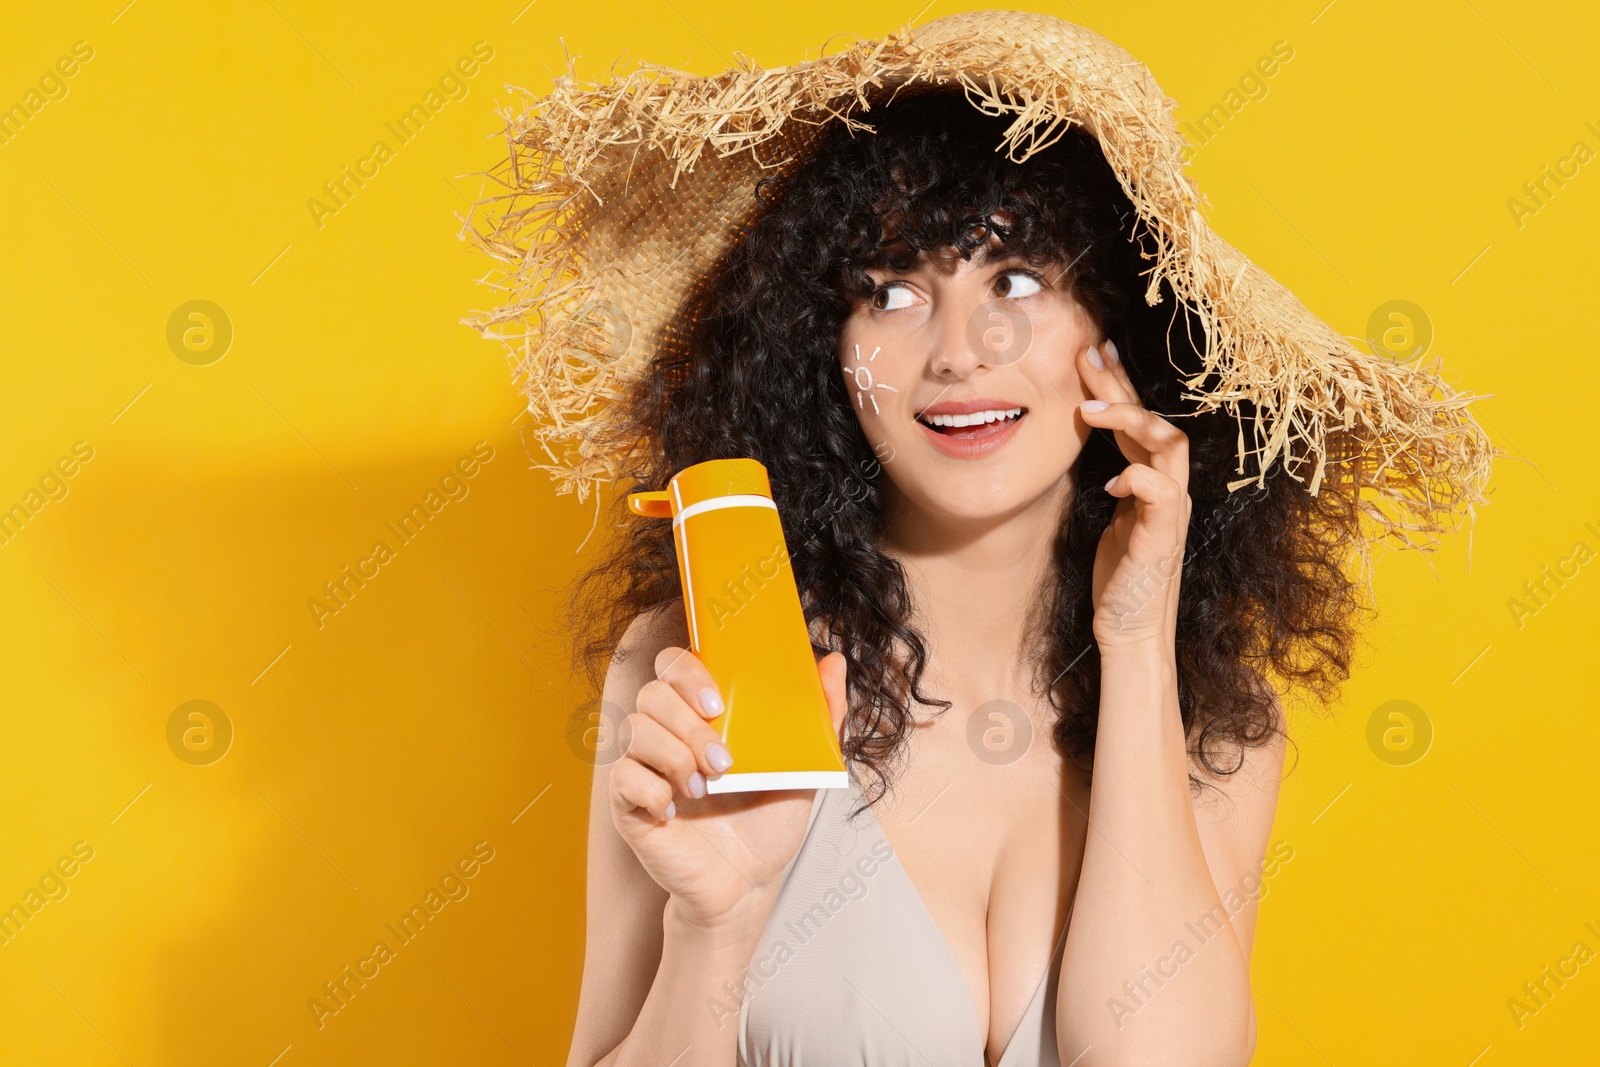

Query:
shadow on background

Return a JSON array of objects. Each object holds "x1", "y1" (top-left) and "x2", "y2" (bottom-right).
[{"x1": 8, "y1": 438, "x2": 602, "y2": 1064}]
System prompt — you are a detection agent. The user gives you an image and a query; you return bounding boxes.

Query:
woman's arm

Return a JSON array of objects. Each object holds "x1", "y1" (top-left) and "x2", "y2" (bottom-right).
[
  {"x1": 566, "y1": 609, "x2": 849, "y2": 1067},
  {"x1": 1189, "y1": 716, "x2": 1287, "y2": 1055},
  {"x1": 1058, "y1": 648, "x2": 1283, "y2": 1066},
  {"x1": 566, "y1": 609, "x2": 772, "y2": 1067},
  {"x1": 1056, "y1": 338, "x2": 1283, "y2": 1066}
]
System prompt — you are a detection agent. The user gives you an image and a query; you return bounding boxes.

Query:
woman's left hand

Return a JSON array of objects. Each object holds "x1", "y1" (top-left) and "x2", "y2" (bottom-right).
[{"x1": 1076, "y1": 338, "x2": 1192, "y2": 651}]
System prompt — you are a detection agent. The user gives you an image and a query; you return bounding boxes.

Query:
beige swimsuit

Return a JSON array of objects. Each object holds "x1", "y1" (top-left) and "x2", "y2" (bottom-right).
[{"x1": 737, "y1": 771, "x2": 1071, "y2": 1066}]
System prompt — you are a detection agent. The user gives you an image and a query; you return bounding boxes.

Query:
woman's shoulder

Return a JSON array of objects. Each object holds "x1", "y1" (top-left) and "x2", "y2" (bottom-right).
[
  {"x1": 613, "y1": 601, "x2": 690, "y2": 663},
  {"x1": 603, "y1": 602, "x2": 691, "y2": 698}
]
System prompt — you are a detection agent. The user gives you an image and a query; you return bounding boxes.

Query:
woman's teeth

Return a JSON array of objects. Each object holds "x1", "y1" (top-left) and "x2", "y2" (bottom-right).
[{"x1": 919, "y1": 407, "x2": 1023, "y2": 429}]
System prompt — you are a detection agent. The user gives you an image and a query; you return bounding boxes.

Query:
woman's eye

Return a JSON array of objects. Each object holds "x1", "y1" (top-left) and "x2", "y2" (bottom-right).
[
  {"x1": 996, "y1": 270, "x2": 1043, "y2": 299},
  {"x1": 872, "y1": 284, "x2": 915, "y2": 311}
]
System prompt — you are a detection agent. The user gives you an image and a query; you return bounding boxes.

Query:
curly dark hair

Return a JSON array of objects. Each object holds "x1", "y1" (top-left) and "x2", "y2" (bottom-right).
[{"x1": 571, "y1": 89, "x2": 1365, "y2": 803}]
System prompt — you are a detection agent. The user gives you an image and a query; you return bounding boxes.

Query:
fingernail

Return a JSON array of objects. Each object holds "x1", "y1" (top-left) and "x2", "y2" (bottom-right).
[
  {"x1": 1087, "y1": 345, "x2": 1104, "y2": 370},
  {"x1": 664, "y1": 802, "x2": 676, "y2": 821},
  {"x1": 698, "y1": 687, "x2": 724, "y2": 717},
  {"x1": 1104, "y1": 339, "x2": 1120, "y2": 365},
  {"x1": 688, "y1": 771, "x2": 707, "y2": 799},
  {"x1": 706, "y1": 742, "x2": 734, "y2": 773},
  {"x1": 1105, "y1": 475, "x2": 1119, "y2": 491},
  {"x1": 1081, "y1": 399, "x2": 1109, "y2": 412}
]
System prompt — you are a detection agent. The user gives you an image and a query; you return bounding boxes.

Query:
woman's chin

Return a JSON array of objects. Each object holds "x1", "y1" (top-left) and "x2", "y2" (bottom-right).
[{"x1": 887, "y1": 470, "x2": 1072, "y2": 530}]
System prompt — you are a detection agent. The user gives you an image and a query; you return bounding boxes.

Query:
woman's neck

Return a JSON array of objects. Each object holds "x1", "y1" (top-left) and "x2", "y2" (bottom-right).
[{"x1": 881, "y1": 478, "x2": 1070, "y2": 706}]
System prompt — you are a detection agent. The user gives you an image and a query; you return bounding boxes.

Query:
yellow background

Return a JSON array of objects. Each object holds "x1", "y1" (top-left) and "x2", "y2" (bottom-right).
[{"x1": 1, "y1": 0, "x2": 1595, "y2": 1063}]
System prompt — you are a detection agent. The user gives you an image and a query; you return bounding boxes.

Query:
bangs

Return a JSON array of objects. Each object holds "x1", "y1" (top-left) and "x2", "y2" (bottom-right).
[{"x1": 821, "y1": 92, "x2": 1125, "y2": 307}]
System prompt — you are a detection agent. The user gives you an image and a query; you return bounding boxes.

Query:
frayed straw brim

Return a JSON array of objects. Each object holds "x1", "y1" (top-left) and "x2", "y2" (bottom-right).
[{"x1": 459, "y1": 9, "x2": 1495, "y2": 551}]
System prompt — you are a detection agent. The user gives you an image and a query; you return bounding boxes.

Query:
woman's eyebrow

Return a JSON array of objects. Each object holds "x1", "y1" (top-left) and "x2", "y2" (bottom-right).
[
  {"x1": 972, "y1": 242, "x2": 1027, "y2": 267},
  {"x1": 866, "y1": 245, "x2": 1034, "y2": 275}
]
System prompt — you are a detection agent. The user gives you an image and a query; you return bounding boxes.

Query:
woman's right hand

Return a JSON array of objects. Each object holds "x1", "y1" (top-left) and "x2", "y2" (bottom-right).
[{"x1": 609, "y1": 646, "x2": 849, "y2": 927}]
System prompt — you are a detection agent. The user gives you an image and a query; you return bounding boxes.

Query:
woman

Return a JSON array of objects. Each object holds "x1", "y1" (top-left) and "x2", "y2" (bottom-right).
[{"x1": 462, "y1": 13, "x2": 1490, "y2": 1066}]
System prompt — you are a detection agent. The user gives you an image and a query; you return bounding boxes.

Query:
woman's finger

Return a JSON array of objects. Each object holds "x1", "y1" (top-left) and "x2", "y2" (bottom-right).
[
  {"x1": 1104, "y1": 461, "x2": 1187, "y2": 516},
  {"x1": 817, "y1": 652, "x2": 849, "y2": 734},
  {"x1": 623, "y1": 712, "x2": 710, "y2": 801},
  {"x1": 1077, "y1": 341, "x2": 1139, "y2": 406},
  {"x1": 610, "y1": 756, "x2": 676, "y2": 824},
  {"x1": 653, "y1": 645, "x2": 726, "y2": 721},
  {"x1": 637, "y1": 679, "x2": 736, "y2": 781},
  {"x1": 1076, "y1": 341, "x2": 1150, "y2": 468},
  {"x1": 1100, "y1": 338, "x2": 1141, "y2": 400},
  {"x1": 1079, "y1": 400, "x2": 1190, "y2": 488}
]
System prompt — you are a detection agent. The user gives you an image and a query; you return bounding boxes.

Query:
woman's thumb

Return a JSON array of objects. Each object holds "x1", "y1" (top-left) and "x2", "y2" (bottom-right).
[{"x1": 818, "y1": 651, "x2": 849, "y2": 735}]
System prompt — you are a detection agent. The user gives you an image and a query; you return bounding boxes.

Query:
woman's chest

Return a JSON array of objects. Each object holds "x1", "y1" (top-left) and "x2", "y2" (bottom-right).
[{"x1": 869, "y1": 715, "x2": 1092, "y2": 1058}]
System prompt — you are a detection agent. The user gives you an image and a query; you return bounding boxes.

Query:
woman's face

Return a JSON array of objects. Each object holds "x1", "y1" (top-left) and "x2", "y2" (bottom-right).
[{"x1": 837, "y1": 231, "x2": 1101, "y2": 527}]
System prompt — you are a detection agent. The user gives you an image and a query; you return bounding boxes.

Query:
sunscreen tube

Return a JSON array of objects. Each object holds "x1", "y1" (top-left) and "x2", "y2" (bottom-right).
[{"x1": 629, "y1": 458, "x2": 848, "y2": 793}]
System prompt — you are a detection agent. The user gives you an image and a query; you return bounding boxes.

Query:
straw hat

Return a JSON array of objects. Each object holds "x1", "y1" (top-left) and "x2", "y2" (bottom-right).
[{"x1": 460, "y1": 10, "x2": 1493, "y2": 549}]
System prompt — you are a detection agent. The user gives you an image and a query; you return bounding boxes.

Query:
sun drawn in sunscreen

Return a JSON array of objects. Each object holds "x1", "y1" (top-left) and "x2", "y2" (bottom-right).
[{"x1": 845, "y1": 343, "x2": 896, "y2": 415}]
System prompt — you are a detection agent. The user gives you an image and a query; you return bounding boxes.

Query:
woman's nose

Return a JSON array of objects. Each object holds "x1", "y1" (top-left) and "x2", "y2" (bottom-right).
[{"x1": 927, "y1": 295, "x2": 988, "y2": 379}]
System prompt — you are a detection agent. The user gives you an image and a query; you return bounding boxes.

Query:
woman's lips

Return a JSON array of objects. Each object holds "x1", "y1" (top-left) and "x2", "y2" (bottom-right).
[{"x1": 915, "y1": 410, "x2": 1026, "y2": 458}]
